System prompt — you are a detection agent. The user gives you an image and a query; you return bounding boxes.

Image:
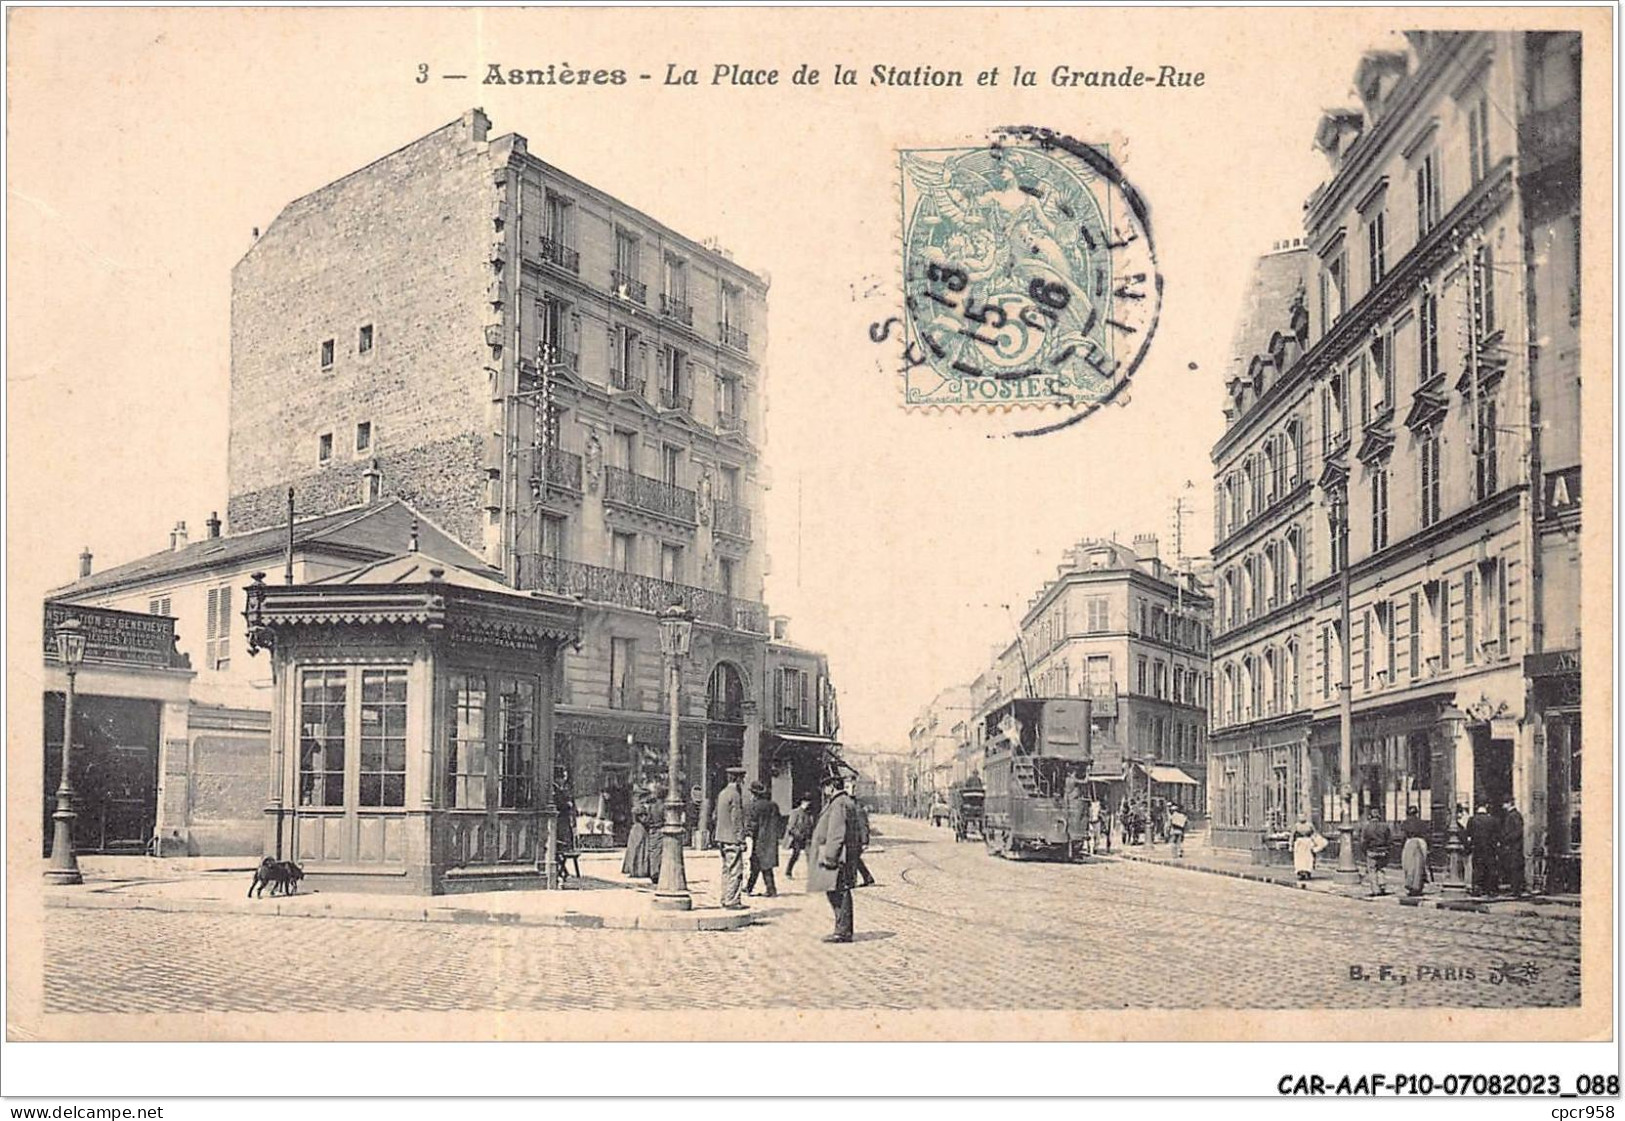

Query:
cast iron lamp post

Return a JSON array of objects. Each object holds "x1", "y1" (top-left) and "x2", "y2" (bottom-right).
[
  {"x1": 45, "y1": 617, "x2": 87, "y2": 885},
  {"x1": 1328, "y1": 486, "x2": 1361, "y2": 885},
  {"x1": 653, "y1": 601, "x2": 695, "y2": 910}
]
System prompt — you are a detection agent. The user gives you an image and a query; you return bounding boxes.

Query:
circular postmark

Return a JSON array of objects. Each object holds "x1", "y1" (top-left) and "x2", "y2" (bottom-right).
[{"x1": 896, "y1": 126, "x2": 1162, "y2": 436}]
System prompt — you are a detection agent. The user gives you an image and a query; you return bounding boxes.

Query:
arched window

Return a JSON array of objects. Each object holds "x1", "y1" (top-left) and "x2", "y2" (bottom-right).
[
  {"x1": 1263, "y1": 544, "x2": 1278, "y2": 608},
  {"x1": 707, "y1": 662, "x2": 746, "y2": 722},
  {"x1": 1263, "y1": 648, "x2": 1278, "y2": 714},
  {"x1": 1287, "y1": 419, "x2": 1305, "y2": 485}
]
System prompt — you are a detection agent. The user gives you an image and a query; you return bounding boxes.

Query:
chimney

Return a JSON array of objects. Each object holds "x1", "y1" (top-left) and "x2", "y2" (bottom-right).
[
  {"x1": 206, "y1": 511, "x2": 222, "y2": 539},
  {"x1": 170, "y1": 520, "x2": 189, "y2": 552},
  {"x1": 465, "y1": 107, "x2": 491, "y2": 143},
  {"x1": 1132, "y1": 533, "x2": 1159, "y2": 561},
  {"x1": 362, "y1": 458, "x2": 384, "y2": 504},
  {"x1": 78, "y1": 547, "x2": 93, "y2": 578}
]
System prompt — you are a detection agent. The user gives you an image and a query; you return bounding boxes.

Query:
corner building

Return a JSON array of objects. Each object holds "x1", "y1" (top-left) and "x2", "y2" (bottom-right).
[
  {"x1": 1209, "y1": 33, "x2": 1583, "y2": 884},
  {"x1": 228, "y1": 110, "x2": 822, "y2": 842}
]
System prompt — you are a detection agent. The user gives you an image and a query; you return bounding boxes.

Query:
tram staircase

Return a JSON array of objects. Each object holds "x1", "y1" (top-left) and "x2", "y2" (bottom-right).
[{"x1": 1011, "y1": 756, "x2": 1041, "y2": 797}]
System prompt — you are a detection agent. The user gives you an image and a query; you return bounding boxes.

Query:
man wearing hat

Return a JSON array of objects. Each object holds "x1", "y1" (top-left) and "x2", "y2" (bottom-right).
[
  {"x1": 744, "y1": 780, "x2": 785, "y2": 897},
  {"x1": 806, "y1": 772, "x2": 863, "y2": 942},
  {"x1": 714, "y1": 765, "x2": 748, "y2": 909}
]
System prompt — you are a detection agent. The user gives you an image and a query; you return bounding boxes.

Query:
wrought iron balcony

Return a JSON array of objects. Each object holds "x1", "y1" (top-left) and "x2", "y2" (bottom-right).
[
  {"x1": 609, "y1": 368, "x2": 646, "y2": 395},
  {"x1": 538, "y1": 346, "x2": 578, "y2": 374},
  {"x1": 716, "y1": 411, "x2": 748, "y2": 438},
  {"x1": 611, "y1": 271, "x2": 647, "y2": 304},
  {"x1": 515, "y1": 554, "x2": 767, "y2": 632},
  {"x1": 539, "y1": 237, "x2": 580, "y2": 274},
  {"x1": 518, "y1": 446, "x2": 583, "y2": 497},
  {"x1": 603, "y1": 465, "x2": 697, "y2": 524},
  {"x1": 660, "y1": 293, "x2": 694, "y2": 326},
  {"x1": 712, "y1": 499, "x2": 752, "y2": 541},
  {"x1": 718, "y1": 321, "x2": 749, "y2": 352},
  {"x1": 658, "y1": 385, "x2": 693, "y2": 413}
]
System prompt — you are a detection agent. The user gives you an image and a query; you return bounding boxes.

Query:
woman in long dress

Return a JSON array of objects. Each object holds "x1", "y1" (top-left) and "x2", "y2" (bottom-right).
[
  {"x1": 640, "y1": 782, "x2": 667, "y2": 881},
  {"x1": 622, "y1": 787, "x2": 655, "y2": 878},
  {"x1": 1400, "y1": 804, "x2": 1430, "y2": 896},
  {"x1": 1290, "y1": 812, "x2": 1319, "y2": 881}
]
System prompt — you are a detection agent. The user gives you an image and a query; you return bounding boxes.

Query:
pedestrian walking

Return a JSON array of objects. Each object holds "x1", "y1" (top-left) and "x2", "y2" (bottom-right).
[
  {"x1": 1290, "y1": 811, "x2": 1322, "y2": 881},
  {"x1": 1358, "y1": 806, "x2": 1393, "y2": 896},
  {"x1": 806, "y1": 773, "x2": 863, "y2": 943},
  {"x1": 1399, "y1": 805, "x2": 1430, "y2": 897},
  {"x1": 1466, "y1": 803, "x2": 1499, "y2": 896},
  {"x1": 1086, "y1": 797, "x2": 1102, "y2": 856},
  {"x1": 852, "y1": 793, "x2": 876, "y2": 887},
  {"x1": 783, "y1": 795, "x2": 814, "y2": 877},
  {"x1": 640, "y1": 781, "x2": 666, "y2": 881},
  {"x1": 714, "y1": 765, "x2": 748, "y2": 909},
  {"x1": 1168, "y1": 802, "x2": 1188, "y2": 859},
  {"x1": 620, "y1": 783, "x2": 658, "y2": 880},
  {"x1": 1499, "y1": 799, "x2": 1527, "y2": 896},
  {"x1": 744, "y1": 781, "x2": 784, "y2": 898}
]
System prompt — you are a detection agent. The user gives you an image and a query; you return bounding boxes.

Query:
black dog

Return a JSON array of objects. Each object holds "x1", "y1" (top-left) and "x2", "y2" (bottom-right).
[{"x1": 248, "y1": 857, "x2": 305, "y2": 898}]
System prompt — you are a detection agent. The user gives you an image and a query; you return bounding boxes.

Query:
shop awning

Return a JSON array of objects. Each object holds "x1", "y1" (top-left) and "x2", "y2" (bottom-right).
[
  {"x1": 1145, "y1": 765, "x2": 1200, "y2": 785},
  {"x1": 767, "y1": 733, "x2": 856, "y2": 776}
]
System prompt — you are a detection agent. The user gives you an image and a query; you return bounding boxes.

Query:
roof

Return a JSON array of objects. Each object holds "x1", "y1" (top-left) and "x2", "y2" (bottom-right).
[
  {"x1": 1227, "y1": 247, "x2": 1311, "y2": 385},
  {"x1": 52, "y1": 499, "x2": 483, "y2": 599},
  {"x1": 310, "y1": 550, "x2": 513, "y2": 594}
]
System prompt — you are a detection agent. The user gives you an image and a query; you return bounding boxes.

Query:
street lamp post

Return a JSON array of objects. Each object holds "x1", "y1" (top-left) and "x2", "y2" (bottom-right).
[
  {"x1": 1330, "y1": 490, "x2": 1361, "y2": 885},
  {"x1": 45, "y1": 617, "x2": 87, "y2": 885},
  {"x1": 653, "y1": 601, "x2": 695, "y2": 911}
]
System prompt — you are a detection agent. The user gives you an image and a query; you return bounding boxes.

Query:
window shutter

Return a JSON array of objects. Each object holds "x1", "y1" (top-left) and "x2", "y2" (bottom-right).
[
  {"x1": 205, "y1": 587, "x2": 220, "y2": 667},
  {"x1": 799, "y1": 672, "x2": 811, "y2": 729},
  {"x1": 216, "y1": 586, "x2": 232, "y2": 665}
]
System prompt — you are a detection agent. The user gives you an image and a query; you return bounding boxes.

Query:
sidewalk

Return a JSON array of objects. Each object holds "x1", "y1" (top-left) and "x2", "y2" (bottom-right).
[
  {"x1": 47, "y1": 849, "x2": 764, "y2": 931},
  {"x1": 1108, "y1": 830, "x2": 1580, "y2": 920}
]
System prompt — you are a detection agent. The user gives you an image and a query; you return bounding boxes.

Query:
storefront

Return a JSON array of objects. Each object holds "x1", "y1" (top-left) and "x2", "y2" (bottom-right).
[
  {"x1": 245, "y1": 551, "x2": 580, "y2": 894},
  {"x1": 41, "y1": 602, "x2": 194, "y2": 857},
  {"x1": 764, "y1": 732, "x2": 847, "y2": 813},
  {"x1": 1527, "y1": 649, "x2": 1581, "y2": 892},
  {"x1": 1209, "y1": 719, "x2": 1309, "y2": 849}
]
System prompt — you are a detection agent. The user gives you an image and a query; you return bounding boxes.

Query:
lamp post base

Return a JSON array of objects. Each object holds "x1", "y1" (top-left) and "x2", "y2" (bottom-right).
[
  {"x1": 1332, "y1": 823, "x2": 1361, "y2": 885},
  {"x1": 652, "y1": 802, "x2": 692, "y2": 911},
  {"x1": 44, "y1": 810, "x2": 83, "y2": 886}
]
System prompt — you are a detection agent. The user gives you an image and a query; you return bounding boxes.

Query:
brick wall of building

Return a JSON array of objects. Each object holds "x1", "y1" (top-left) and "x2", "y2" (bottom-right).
[{"x1": 229, "y1": 111, "x2": 497, "y2": 547}]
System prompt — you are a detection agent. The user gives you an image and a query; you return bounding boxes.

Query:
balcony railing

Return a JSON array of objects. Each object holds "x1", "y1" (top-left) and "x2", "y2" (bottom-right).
[
  {"x1": 516, "y1": 554, "x2": 767, "y2": 632},
  {"x1": 713, "y1": 499, "x2": 752, "y2": 541},
  {"x1": 538, "y1": 346, "x2": 579, "y2": 374},
  {"x1": 717, "y1": 411, "x2": 748, "y2": 438},
  {"x1": 719, "y1": 321, "x2": 749, "y2": 352},
  {"x1": 539, "y1": 237, "x2": 580, "y2": 274},
  {"x1": 658, "y1": 385, "x2": 693, "y2": 413},
  {"x1": 518, "y1": 446, "x2": 583, "y2": 496},
  {"x1": 609, "y1": 368, "x2": 646, "y2": 396},
  {"x1": 604, "y1": 465, "x2": 697, "y2": 524},
  {"x1": 611, "y1": 271, "x2": 648, "y2": 305},
  {"x1": 661, "y1": 293, "x2": 694, "y2": 326}
]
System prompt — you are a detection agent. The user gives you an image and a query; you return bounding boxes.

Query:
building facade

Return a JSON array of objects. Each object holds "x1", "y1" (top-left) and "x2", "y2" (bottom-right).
[
  {"x1": 922, "y1": 536, "x2": 1213, "y2": 820},
  {"x1": 1209, "y1": 33, "x2": 1583, "y2": 885},
  {"x1": 225, "y1": 109, "x2": 830, "y2": 839}
]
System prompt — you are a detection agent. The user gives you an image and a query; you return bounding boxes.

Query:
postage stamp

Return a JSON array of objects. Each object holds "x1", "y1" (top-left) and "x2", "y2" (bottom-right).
[{"x1": 896, "y1": 127, "x2": 1162, "y2": 430}]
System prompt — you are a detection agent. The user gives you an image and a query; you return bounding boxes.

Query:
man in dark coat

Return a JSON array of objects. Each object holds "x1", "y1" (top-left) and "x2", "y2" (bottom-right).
[
  {"x1": 1499, "y1": 799, "x2": 1527, "y2": 896},
  {"x1": 783, "y1": 795, "x2": 814, "y2": 877},
  {"x1": 1358, "y1": 806, "x2": 1393, "y2": 896},
  {"x1": 851, "y1": 793, "x2": 876, "y2": 887},
  {"x1": 1465, "y1": 803, "x2": 1500, "y2": 896},
  {"x1": 744, "y1": 782, "x2": 784, "y2": 897},
  {"x1": 714, "y1": 766, "x2": 748, "y2": 909},
  {"x1": 806, "y1": 774, "x2": 861, "y2": 943}
]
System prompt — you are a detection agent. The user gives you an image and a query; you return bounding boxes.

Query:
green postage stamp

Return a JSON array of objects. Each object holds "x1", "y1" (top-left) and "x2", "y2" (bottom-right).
[{"x1": 895, "y1": 127, "x2": 1162, "y2": 430}]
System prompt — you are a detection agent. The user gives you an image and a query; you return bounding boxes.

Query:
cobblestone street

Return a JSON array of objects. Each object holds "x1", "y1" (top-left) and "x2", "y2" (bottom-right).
[{"x1": 43, "y1": 817, "x2": 1579, "y2": 1013}]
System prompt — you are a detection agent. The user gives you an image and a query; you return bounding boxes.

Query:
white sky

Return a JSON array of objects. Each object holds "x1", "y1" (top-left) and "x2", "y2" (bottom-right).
[{"x1": 6, "y1": 8, "x2": 1382, "y2": 749}]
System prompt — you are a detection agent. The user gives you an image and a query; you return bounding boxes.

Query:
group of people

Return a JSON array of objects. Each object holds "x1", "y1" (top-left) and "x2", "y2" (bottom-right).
[
  {"x1": 1464, "y1": 800, "x2": 1528, "y2": 897},
  {"x1": 1288, "y1": 799, "x2": 1528, "y2": 899},
  {"x1": 629, "y1": 765, "x2": 874, "y2": 943}
]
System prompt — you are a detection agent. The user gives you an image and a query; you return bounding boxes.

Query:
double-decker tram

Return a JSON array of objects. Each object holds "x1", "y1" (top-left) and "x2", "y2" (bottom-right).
[{"x1": 981, "y1": 698, "x2": 1093, "y2": 860}]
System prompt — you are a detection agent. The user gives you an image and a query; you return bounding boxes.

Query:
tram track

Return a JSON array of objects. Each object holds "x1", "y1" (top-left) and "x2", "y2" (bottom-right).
[{"x1": 878, "y1": 836, "x2": 1581, "y2": 966}]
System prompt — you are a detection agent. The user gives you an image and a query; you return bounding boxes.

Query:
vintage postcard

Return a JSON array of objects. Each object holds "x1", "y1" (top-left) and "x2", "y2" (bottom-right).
[{"x1": 3, "y1": 3, "x2": 1615, "y2": 1088}]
